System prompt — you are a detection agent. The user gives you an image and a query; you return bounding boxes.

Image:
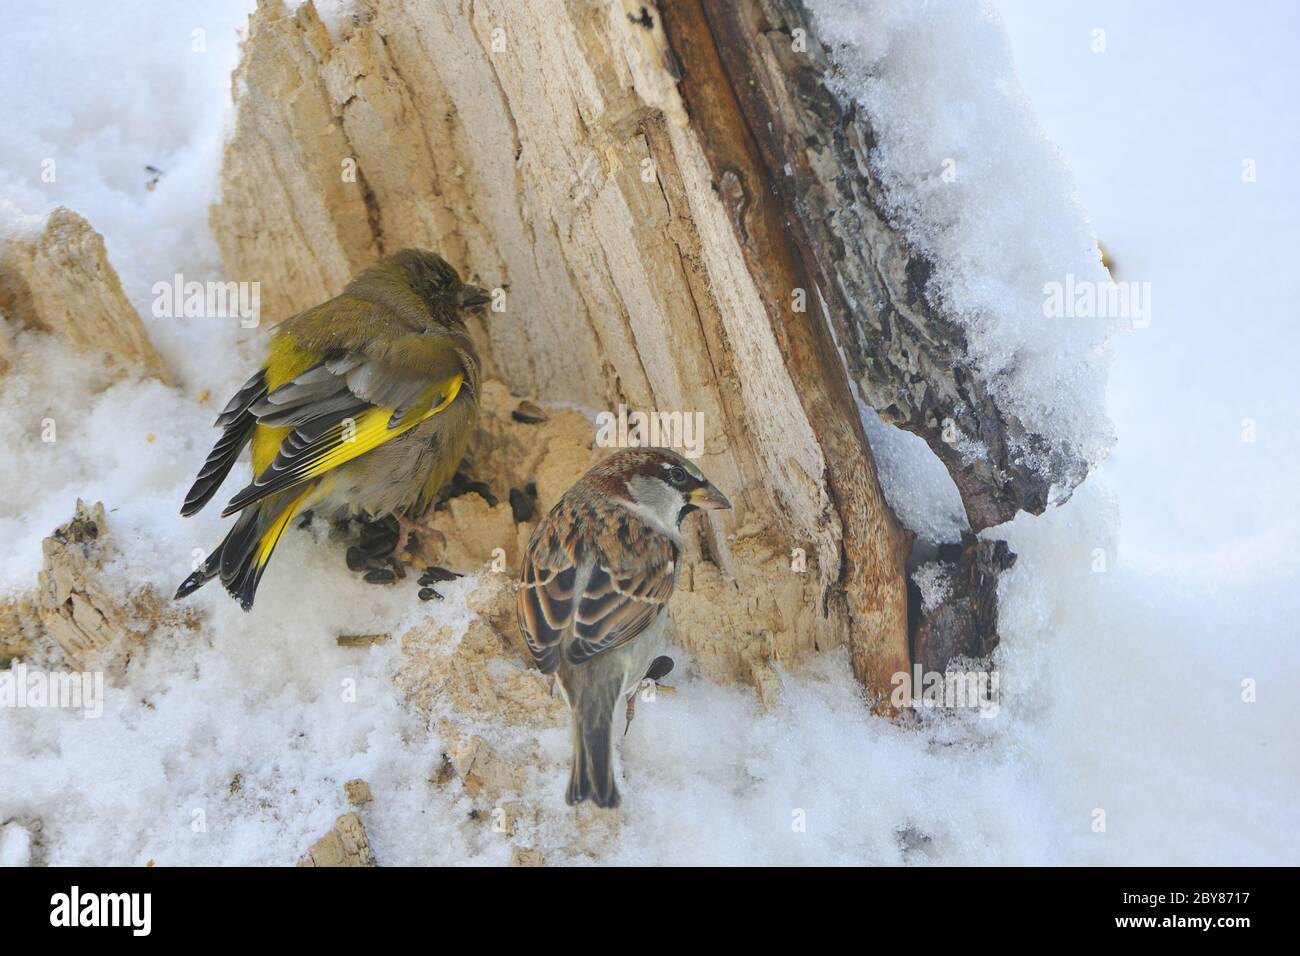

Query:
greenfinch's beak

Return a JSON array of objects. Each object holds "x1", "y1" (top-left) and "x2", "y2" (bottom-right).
[
  {"x1": 458, "y1": 284, "x2": 492, "y2": 310},
  {"x1": 688, "y1": 483, "x2": 732, "y2": 511}
]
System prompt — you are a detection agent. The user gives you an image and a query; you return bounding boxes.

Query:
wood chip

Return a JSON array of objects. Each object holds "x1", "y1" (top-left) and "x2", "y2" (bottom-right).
[{"x1": 336, "y1": 632, "x2": 390, "y2": 647}]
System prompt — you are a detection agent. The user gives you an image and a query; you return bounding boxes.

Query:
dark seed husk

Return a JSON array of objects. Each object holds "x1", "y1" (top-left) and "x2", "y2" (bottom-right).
[
  {"x1": 361, "y1": 534, "x2": 396, "y2": 558},
  {"x1": 511, "y1": 400, "x2": 548, "y2": 425},
  {"x1": 420, "y1": 566, "x2": 462, "y2": 585},
  {"x1": 645, "y1": 655, "x2": 675, "y2": 682},
  {"x1": 509, "y1": 487, "x2": 536, "y2": 523}
]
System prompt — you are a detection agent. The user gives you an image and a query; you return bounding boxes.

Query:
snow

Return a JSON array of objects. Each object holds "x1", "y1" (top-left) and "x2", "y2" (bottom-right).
[
  {"x1": 859, "y1": 406, "x2": 969, "y2": 547},
  {"x1": 809, "y1": 0, "x2": 1119, "y2": 474},
  {"x1": 912, "y1": 562, "x2": 954, "y2": 614},
  {"x1": 988, "y1": 0, "x2": 1300, "y2": 861},
  {"x1": 0, "y1": 822, "x2": 32, "y2": 866},
  {"x1": 1, "y1": 0, "x2": 1297, "y2": 865},
  {"x1": 0, "y1": 0, "x2": 252, "y2": 389}
]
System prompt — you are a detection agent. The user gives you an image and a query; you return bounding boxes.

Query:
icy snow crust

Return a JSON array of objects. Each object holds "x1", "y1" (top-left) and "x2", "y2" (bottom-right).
[{"x1": 810, "y1": 0, "x2": 1119, "y2": 477}]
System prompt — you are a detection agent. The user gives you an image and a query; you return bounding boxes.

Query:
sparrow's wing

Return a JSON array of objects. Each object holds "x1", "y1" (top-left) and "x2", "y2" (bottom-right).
[
  {"x1": 518, "y1": 499, "x2": 678, "y2": 673},
  {"x1": 517, "y1": 527, "x2": 577, "y2": 674},
  {"x1": 212, "y1": 331, "x2": 472, "y2": 518},
  {"x1": 566, "y1": 544, "x2": 676, "y2": 665}
]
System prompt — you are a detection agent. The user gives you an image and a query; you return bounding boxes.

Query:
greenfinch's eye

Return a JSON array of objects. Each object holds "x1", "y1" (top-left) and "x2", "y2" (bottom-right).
[{"x1": 669, "y1": 466, "x2": 688, "y2": 486}]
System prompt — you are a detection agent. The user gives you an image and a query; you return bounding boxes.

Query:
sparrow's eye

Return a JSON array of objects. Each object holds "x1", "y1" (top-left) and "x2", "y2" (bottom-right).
[{"x1": 668, "y1": 466, "x2": 688, "y2": 486}]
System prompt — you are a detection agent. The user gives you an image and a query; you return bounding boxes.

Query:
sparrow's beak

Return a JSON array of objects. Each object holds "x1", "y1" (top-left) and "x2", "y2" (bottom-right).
[
  {"x1": 458, "y1": 283, "x2": 492, "y2": 310},
  {"x1": 688, "y1": 483, "x2": 732, "y2": 511}
]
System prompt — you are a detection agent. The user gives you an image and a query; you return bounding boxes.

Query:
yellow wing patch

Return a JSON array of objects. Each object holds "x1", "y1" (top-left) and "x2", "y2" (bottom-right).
[
  {"x1": 252, "y1": 423, "x2": 291, "y2": 477},
  {"x1": 252, "y1": 335, "x2": 322, "y2": 476},
  {"x1": 255, "y1": 486, "x2": 314, "y2": 569},
  {"x1": 297, "y1": 373, "x2": 463, "y2": 481},
  {"x1": 224, "y1": 369, "x2": 465, "y2": 519}
]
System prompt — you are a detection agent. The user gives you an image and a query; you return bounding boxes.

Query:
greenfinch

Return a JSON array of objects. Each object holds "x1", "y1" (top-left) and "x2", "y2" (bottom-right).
[{"x1": 176, "y1": 249, "x2": 489, "y2": 610}]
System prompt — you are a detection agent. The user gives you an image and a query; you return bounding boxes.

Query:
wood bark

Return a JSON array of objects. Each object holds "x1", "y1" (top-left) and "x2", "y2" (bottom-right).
[
  {"x1": 296, "y1": 811, "x2": 377, "y2": 867},
  {"x1": 209, "y1": 0, "x2": 926, "y2": 702},
  {"x1": 656, "y1": 0, "x2": 909, "y2": 699},
  {"x1": 912, "y1": 533, "x2": 1016, "y2": 674},
  {"x1": 0, "y1": 207, "x2": 170, "y2": 384}
]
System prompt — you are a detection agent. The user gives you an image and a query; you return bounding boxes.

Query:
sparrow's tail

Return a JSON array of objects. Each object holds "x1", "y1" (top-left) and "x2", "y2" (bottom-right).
[
  {"x1": 566, "y1": 685, "x2": 620, "y2": 808},
  {"x1": 174, "y1": 487, "x2": 310, "y2": 611}
]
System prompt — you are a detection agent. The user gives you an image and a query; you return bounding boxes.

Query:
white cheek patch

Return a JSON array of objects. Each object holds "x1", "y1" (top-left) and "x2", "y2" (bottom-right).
[{"x1": 626, "y1": 474, "x2": 687, "y2": 540}]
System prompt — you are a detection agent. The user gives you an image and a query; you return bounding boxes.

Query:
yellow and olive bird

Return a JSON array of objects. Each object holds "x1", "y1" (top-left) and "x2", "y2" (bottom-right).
[{"x1": 175, "y1": 249, "x2": 489, "y2": 610}]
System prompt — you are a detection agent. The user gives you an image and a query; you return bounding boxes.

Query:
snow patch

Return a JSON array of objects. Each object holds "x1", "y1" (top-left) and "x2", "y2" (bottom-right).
[
  {"x1": 808, "y1": 0, "x2": 1118, "y2": 473},
  {"x1": 912, "y1": 561, "x2": 953, "y2": 613}
]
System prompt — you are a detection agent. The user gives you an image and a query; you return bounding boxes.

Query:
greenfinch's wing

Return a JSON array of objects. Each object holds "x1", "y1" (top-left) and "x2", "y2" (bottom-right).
[
  {"x1": 220, "y1": 332, "x2": 472, "y2": 517},
  {"x1": 180, "y1": 369, "x2": 268, "y2": 516}
]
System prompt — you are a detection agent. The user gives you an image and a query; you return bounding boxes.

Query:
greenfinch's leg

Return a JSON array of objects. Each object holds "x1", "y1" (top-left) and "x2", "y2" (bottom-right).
[{"x1": 394, "y1": 511, "x2": 426, "y2": 555}]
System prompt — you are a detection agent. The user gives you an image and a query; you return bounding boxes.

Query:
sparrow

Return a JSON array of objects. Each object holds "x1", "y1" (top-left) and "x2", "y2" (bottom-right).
[
  {"x1": 175, "y1": 249, "x2": 490, "y2": 610},
  {"x1": 517, "y1": 447, "x2": 731, "y2": 807}
]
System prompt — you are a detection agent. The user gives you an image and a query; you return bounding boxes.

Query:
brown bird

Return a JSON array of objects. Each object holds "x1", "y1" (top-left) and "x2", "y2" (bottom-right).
[{"x1": 517, "y1": 448, "x2": 731, "y2": 807}]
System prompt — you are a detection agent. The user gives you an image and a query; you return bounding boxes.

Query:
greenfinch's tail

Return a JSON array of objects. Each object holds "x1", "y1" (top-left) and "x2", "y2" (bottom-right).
[{"x1": 174, "y1": 487, "x2": 309, "y2": 611}]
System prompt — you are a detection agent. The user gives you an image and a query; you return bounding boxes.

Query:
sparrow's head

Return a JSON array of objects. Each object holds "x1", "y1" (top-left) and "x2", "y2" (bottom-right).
[
  {"x1": 584, "y1": 447, "x2": 731, "y2": 532},
  {"x1": 380, "y1": 248, "x2": 493, "y2": 325}
]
